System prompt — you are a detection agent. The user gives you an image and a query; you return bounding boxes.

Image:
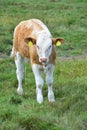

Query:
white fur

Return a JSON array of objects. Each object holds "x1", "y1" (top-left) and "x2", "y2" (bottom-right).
[
  {"x1": 32, "y1": 64, "x2": 44, "y2": 103},
  {"x1": 46, "y1": 64, "x2": 55, "y2": 102},
  {"x1": 36, "y1": 32, "x2": 52, "y2": 64}
]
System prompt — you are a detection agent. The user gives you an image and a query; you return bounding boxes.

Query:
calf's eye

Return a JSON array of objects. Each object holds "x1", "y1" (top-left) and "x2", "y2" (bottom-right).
[
  {"x1": 49, "y1": 45, "x2": 52, "y2": 49},
  {"x1": 37, "y1": 45, "x2": 39, "y2": 49}
]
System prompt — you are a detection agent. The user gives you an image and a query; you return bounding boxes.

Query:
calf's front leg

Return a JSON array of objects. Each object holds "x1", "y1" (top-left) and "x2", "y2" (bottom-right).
[
  {"x1": 46, "y1": 64, "x2": 55, "y2": 102},
  {"x1": 32, "y1": 64, "x2": 44, "y2": 104}
]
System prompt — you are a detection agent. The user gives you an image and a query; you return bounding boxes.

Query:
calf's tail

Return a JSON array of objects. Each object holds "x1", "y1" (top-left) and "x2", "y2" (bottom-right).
[{"x1": 10, "y1": 47, "x2": 14, "y2": 58}]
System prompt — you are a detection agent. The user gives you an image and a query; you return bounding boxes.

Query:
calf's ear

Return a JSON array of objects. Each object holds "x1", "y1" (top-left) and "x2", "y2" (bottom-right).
[
  {"x1": 52, "y1": 38, "x2": 64, "y2": 46},
  {"x1": 24, "y1": 37, "x2": 36, "y2": 46}
]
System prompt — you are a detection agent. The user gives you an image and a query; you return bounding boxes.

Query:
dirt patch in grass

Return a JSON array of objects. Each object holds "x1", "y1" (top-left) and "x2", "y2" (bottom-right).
[
  {"x1": 57, "y1": 54, "x2": 87, "y2": 61},
  {"x1": 0, "y1": 53, "x2": 9, "y2": 60}
]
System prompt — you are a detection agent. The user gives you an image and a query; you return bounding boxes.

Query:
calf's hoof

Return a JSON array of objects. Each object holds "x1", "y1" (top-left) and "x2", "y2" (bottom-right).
[
  {"x1": 37, "y1": 94, "x2": 43, "y2": 104},
  {"x1": 48, "y1": 92, "x2": 55, "y2": 102},
  {"x1": 17, "y1": 88, "x2": 23, "y2": 95}
]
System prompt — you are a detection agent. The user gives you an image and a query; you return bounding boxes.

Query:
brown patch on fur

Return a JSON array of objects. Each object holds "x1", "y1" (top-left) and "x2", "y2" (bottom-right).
[
  {"x1": 29, "y1": 45, "x2": 41, "y2": 64},
  {"x1": 49, "y1": 45, "x2": 56, "y2": 64},
  {"x1": 13, "y1": 20, "x2": 44, "y2": 58}
]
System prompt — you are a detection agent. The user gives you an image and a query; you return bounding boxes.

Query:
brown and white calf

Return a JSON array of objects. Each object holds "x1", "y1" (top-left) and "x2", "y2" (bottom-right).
[{"x1": 11, "y1": 19, "x2": 64, "y2": 104}]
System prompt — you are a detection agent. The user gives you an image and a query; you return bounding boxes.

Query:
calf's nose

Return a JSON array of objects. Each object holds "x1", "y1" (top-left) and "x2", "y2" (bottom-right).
[{"x1": 40, "y1": 58, "x2": 47, "y2": 63}]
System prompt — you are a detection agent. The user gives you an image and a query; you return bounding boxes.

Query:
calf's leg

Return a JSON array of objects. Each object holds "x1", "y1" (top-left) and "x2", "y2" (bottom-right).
[
  {"x1": 32, "y1": 64, "x2": 44, "y2": 104},
  {"x1": 15, "y1": 52, "x2": 24, "y2": 95},
  {"x1": 46, "y1": 64, "x2": 55, "y2": 102}
]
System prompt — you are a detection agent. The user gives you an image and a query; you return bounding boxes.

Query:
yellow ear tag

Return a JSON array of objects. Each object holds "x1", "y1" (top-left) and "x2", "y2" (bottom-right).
[
  {"x1": 28, "y1": 41, "x2": 33, "y2": 46},
  {"x1": 56, "y1": 41, "x2": 61, "y2": 46}
]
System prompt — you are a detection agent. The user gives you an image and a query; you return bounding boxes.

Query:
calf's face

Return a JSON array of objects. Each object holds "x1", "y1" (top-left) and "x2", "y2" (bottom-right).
[
  {"x1": 25, "y1": 37, "x2": 64, "y2": 65},
  {"x1": 36, "y1": 37, "x2": 52, "y2": 64}
]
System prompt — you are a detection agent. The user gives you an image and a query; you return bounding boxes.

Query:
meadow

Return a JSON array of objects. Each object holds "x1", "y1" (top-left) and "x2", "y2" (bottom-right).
[{"x1": 0, "y1": 0, "x2": 87, "y2": 130}]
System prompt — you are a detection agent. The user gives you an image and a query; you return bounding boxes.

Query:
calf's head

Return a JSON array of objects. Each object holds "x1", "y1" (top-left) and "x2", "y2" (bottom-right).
[{"x1": 25, "y1": 37, "x2": 64, "y2": 65}]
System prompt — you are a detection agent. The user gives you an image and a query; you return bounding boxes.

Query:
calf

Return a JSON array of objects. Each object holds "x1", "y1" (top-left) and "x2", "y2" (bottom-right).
[{"x1": 11, "y1": 19, "x2": 64, "y2": 104}]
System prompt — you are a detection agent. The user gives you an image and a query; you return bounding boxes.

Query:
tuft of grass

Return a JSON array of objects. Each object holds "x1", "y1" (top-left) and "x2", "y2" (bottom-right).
[
  {"x1": 9, "y1": 95, "x2": 22, "y2": 104},
  {"x1": 18, "y1": 115, "x2": 54, "y2": 130}
]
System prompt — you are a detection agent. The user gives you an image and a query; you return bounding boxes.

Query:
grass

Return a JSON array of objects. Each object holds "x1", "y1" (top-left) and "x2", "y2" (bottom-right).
[
  {"x1": 0, "y1": 58, "x2": 87, "y2": 130},
  {"x1": 0, "y1": 0, "x2": 87, "y2": 56},
  {"x1": 0, "y1": 0, "x2": 87, "y2": 129}
]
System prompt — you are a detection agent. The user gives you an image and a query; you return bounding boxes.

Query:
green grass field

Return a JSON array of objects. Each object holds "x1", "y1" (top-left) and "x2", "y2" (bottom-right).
[{"x1": 0, "y1": 0, "x2": 87, "y2": 130}]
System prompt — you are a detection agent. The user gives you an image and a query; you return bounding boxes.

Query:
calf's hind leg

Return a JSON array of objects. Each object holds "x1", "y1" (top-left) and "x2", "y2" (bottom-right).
[{"x1": 15, "y1": 52, "x2": 24, "y2": 95}]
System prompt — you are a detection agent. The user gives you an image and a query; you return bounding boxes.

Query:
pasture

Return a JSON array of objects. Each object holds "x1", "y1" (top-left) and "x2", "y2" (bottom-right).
[{"x1": 0, "y1": 0, "x2": 87, "y2": 129}]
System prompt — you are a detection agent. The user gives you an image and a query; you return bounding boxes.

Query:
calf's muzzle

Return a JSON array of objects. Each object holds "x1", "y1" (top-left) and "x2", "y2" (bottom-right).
[{"x1": 40, "y1": 58, "x2": 47, "y2": 63}]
